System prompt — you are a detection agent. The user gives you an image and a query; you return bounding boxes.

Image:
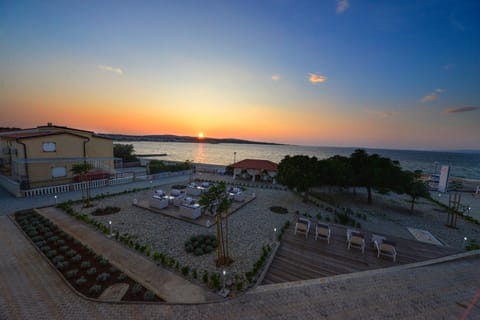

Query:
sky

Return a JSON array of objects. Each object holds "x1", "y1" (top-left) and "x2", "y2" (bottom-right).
[{"x1": 0, "y1": 0, "x2": 479, "y2": 150}]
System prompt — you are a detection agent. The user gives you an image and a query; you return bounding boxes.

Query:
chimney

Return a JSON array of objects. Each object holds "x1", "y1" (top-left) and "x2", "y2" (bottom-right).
[{"x1": 47, "y1": 122, "x2": 53, "y2": 127}]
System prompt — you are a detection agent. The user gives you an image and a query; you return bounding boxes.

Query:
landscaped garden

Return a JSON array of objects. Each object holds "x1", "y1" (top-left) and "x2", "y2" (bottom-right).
[{"x1": 15, "y1": 210, "x2": 163, "y2": 302}]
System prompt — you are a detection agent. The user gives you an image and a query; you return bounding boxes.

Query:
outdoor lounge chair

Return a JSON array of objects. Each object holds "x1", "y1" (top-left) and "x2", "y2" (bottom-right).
[
  {"x1": 294, "y1": 217, "x2": 311, "y2": 239},
  {"x1": 347, "y1": 230, "x2": 365, "y2": 254},
  {"x1": 315, "y1": 223, "x2": 331, "y2": 244},
  {"x1": 375, "y1": 239, "x2": 397, "y2": 262}
]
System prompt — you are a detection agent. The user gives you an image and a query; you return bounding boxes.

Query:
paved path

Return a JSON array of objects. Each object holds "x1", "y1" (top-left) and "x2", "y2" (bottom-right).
[
  {"x1": 0, "y1": 175, "x2": 188, "y2": 216},
  {"x1": 36, "y1": 207, "x2": 217, "y2": 303},
  {"x1": 1, "y1": 214, "x2": 479, "y2": 319}
]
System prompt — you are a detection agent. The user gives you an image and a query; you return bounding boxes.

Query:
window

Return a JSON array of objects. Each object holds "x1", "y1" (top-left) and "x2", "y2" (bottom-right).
[
  {"x1": 51, "y1": 167, "x2": 66, "y2": 178},
  {"x1": 42, "y1": 142, "x2": 56, "y2": 152}
]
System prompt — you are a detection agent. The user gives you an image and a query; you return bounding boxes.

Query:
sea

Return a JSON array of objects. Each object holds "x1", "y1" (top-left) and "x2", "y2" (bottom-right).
[{"x1": 121, "y1": 141, "x2": 480, "y2": 180}]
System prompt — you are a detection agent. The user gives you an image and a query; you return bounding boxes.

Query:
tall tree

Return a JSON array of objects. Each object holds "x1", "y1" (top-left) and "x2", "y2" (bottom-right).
[
  {"x1": 403, "y1": 171, "x2": 430, "y2": 211},
  {"x1": 113, "y1": 144, "x2": 137, "y2": 162},
  {"x1": 350, "y1": 149, "x2": 404, "y2": 204},
  {"x1": 199, "y1": 182, "x2": 233, "y2": 266},
  {"x1": 276, "y1": 155, "x2": 319, "y2": 201},
  {"x1": 71, "y1": 162, "x2": 93, "y2": 207}
]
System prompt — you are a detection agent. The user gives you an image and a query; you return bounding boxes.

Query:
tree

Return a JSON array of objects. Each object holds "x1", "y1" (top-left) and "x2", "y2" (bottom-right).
[
  {"x1": 114, "y1": 144, "x2": 137, "y2": 162},
  {"x1": 71, "y1": 162, "x2": 93, "y2": 207},
  {"x1": 276, "y1": 155, "x2": 319, "y2": 201},
  {"x1": 403, "y1": 171, "x2": 430, "y2": 211},
  {"x1": 198, "y1": 182, "x2": 233, "y2": 266},
  {"x1": 349, "y1": 149, "x2": 404, "y2": 204}
]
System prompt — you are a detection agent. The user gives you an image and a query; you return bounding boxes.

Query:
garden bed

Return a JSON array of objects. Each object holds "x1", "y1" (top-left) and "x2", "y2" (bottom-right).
[{"x1": 15, "y1": 210, "x2": 163, "y2": 302}]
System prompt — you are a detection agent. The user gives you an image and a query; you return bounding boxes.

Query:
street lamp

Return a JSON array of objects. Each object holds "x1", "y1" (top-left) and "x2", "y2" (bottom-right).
[
  {"x1": 463, "y1": 236, "x2": 468, "y2": 248},
  {"x1": 54, "y1": 195, "x2": 58, "y2": 206},
  {"x1": 273, "y1": 227, "x2": 277, "y2": 242},
  {"x1": 108, "y1": 220, "x2": 113, "y2": 237}
]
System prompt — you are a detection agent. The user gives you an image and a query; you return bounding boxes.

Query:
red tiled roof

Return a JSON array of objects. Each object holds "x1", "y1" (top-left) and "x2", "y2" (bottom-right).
[{"x1": 231, "y1": 159, "x2": 278, "y2": 171}]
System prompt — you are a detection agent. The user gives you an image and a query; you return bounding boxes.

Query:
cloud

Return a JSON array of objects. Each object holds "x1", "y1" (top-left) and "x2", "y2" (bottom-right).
[
  {"x1": 271, "y1": 75, "x2": 281, "y2": 81},
  {"x1": 443, "y1": 64, "x2": 454, "y2": 71},
  {"x1": 364, "y1": 109, "x2": 398, "y2": 118},
  {"x1": 97, "y1": 64, "x2": 123, "y2": 75},
  {"x1": 421, "y1": 88, "x2": 444, "y2": 103},
  {"x1": 309, "y1": 73, "x2": 327, "y2": 84},
  {"x1": 444, "y1": 106, "x2": 478, "y2": 114},
  {"x1": 336, "y1": 0, "x2": 349, "y2": 14}
]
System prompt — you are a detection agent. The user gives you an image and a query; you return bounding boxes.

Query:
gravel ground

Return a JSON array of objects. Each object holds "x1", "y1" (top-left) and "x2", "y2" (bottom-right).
[
  {"x1": 71, "y1": 183, "x2": 315, "y2": 277},
  {"x1": 70, "y1": 181, "x2": 480, "y2": 281}
]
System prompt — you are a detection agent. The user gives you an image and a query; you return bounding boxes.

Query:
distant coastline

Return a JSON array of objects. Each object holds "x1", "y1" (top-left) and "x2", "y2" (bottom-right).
[{"x1": 99, "y1": 133, "x2": 282, "y2": 146}]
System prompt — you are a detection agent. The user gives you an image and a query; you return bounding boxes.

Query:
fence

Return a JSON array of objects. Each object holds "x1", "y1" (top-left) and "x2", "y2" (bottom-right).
[{"x1": 20, "y1": 170, "x2": 192, "y2": 198}]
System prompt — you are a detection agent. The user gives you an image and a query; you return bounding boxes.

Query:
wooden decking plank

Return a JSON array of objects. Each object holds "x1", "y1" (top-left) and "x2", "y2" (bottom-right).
[{"x1": 262, "y1": 224, "x2": 462, "y2": 285}]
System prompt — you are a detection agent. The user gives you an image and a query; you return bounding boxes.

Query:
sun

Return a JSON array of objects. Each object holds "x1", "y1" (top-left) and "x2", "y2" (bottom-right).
[{"x1": 198, "y1": 132, "x2": 204, "y2": 139}]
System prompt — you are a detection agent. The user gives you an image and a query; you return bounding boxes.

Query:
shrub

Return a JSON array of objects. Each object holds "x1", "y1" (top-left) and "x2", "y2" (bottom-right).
[
  {"x1": 71, "y1": 254, "x2": 82, "y2": 263},
  {"x1": 80, "y1": 261, "x2": 91, "y2": 269},
  {"x1": 59, "y1": 245, "x2": 69, "y2": 252},
  {"x1": 66, "y1": 249, "x2": 77, "y2": 257},
  {"x1": 75, "y1": 276, "x2": 87, "y2": 286},
  {"x1": 66, "y1": 269, "x2": 79, "y2": 279},
  {"x1": 144, "y1": 290, "x2": 155, "y2": 301},
  {"x1": 131, "y1": 283, "x2": 142, "y2": 295},
  {"x1": 186, "y1": 234, "x2": 216, "y2": 256},
  {"x1": 47, "y1": 236, "x2": 59, "y2": 244},
  {"x1": 96, "y1": 272, "x2": 110, "y2": 282},
  {"x1": 117, "y1": 273, "x2": 127, "y2": 281},
  {"x1": 46, "y1": 250, "x2": 57, "y2": 258},
  {"x1": 270, "y1": 206, "x2": 288, "y2": 214},
  {"x1": 109, "y1": 266, "x2": 118, "y2": 273},
  {"x1": 35, "y1": 240, "x2": 46, "y2": 247},
  {"x1": 56, "y1": 261, "x2": 68, "y2": 270},
  {"x1": 52, "y1": 255, "x2": 65, "y2": 263},
  {"x1": 192, "y1": 269, "x2": 198, "y2": 279},
  {"x1": 86, "y1": 267, "x2": 97, "y2": 276},
  {"x1": 181, "y1": 266, "x2": 190, "y2": 276},
  {"x1": 99, "y1": 258, "x2": 109, "y2": 266},
  {"x1": 202, "y1": 271, "x2": 209, "y2": 283},
  {"x1": 57, "y1": 239, "x2": 65, "y2": 246},
  {"x1": 41, "y1": 245, "x2": 51, "y2": 253},
  {"x1": 89, "y1": 284, "x2": 102, "y2": 294}
]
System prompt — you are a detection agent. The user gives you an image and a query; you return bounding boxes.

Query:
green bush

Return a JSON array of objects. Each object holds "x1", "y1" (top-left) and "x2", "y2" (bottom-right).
[
  {"x1": 75, "y1": 276, "x2": 87, "y2": 286},
  {"x1": 86, "y1": 267, "x2": 97, "y2": 276},
  {"x1": 59, "y1": 245, "x2": 69, "y2": 252},
  {"x1": 88, "y1": 284, "x2": 102, "y2": 294},
  {"x1": 202, "y1": 271, "x2": 209, "y2": 283},
  {"x1": 66, "y1": 269, "x2": 79, "y2": 279},
  {"x1": 46, "y1": 250, "x2": 57, "y2": 258},
  {"x1": 117, "y1": 273, "x2": 127, "y2": 281},
  {"x1": 80, "y1": 261, "x2": 91, "y2": 269},
  {"x1": 56, "y1": 261, "x2": 68, "y2": 270},
  {"x1": 66, "y1": 249, "x2": 77, "y2": 257},
  {"x1": 185, "y1": 234, "x2": 217, "y2": 256},
  {"x1": 52, "y1": 255, "x2": 65, "y2": 264},
  {"x1": 181, "y1": 266, "x2": 190, "y2": 276},
  {"x1": 71, "y1": 254, "x2": 82, "y2": 263},
  {"x1": 131, "y1": 283, "x2": 142, "y2": 295},
  {"x1": 99, "y1": 258, "x2": 109, "y2": 266},
  {"x1": 144, "y1": 290, "x2": 155, "y2": 301},
  {"x1": 96, "y1": 272, "x2": 110, "y2": 282}
]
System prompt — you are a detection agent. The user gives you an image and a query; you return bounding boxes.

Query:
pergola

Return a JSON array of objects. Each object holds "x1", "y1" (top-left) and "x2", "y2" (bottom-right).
[{"x1": 231, "y1": 159, "x2": 278, "y2": 183}]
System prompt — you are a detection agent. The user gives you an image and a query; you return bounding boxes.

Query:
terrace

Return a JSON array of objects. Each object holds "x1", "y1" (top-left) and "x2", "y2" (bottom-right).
[{"x1": 262, "y1": 224, "x2": 462, "y2": 284}]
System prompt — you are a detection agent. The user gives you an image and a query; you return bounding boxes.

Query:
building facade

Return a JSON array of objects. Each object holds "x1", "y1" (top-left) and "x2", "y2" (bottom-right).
[{"x1": 0, "y1": 124, "x2": 116, "y2": 189}]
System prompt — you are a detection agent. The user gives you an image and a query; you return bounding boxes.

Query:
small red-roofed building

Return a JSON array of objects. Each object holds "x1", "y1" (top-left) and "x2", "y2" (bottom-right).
[{"x1": 231, "y1": 159, "x2": 278, "y2": 183}]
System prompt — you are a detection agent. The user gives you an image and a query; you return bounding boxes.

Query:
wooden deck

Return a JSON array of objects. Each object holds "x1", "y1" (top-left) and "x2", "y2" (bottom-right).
[{"x1": 262, "y1": 224, "x2": 461, "y2": 285}]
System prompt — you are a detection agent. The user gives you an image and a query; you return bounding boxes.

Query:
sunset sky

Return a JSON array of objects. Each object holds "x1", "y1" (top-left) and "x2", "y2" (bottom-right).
[{"x1": 1, "y1": 0, "x2": 479, "y2": 150}]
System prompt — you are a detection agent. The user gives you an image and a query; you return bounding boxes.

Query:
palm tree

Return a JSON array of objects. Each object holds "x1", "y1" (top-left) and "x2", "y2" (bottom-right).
[
  {"x1": 199, "y1": 182, "x2": 233, "y2": 266},
  {"x1": 71, "y1": 162, "x2": 93, "y2": 207}
]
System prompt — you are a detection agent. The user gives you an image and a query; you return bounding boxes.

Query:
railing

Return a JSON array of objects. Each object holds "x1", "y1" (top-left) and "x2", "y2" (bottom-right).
[{"x1": 19, "y1": 170, "x2": 192, "y2": 198}]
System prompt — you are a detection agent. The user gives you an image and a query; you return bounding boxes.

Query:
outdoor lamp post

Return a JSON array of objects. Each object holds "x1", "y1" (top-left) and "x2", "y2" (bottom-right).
[
  {"x1": 54, "y1": 195, "x2": 58, "y2": 205},
  {"x1": 222, "y1": 269, "x2": 227, "y2": 292},
  {"x1": 273, "y1": 227, "x2": 277, "y2": 241},
  {"x1": 109, "y1": 220, "x2": 113, "y2": 237},
  {"x1": 463, "y1": 236, "x2": 468, "y2": 248}
]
